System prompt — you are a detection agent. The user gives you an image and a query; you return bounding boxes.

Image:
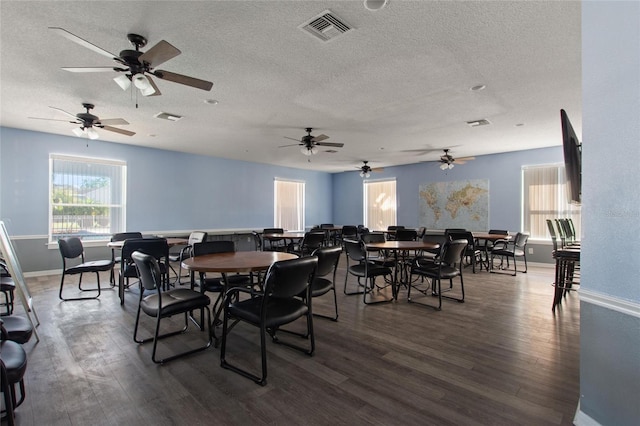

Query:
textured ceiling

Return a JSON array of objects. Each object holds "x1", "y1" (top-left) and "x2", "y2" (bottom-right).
[{"x1": 0, "y1": 1, "x2": 581, "y2": 173}]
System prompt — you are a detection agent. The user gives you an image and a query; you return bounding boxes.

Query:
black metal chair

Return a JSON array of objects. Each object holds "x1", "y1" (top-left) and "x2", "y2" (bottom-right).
[
  {"x1": 288, "y1": 231, "x2": 325, "y2": 256},
  {"x1": 131, "y1": 251, "x2": 212, "y2": 364},
  {"x1": 343, "y1": 239, "x2": 394, "y2": 304},
  {"x1": 0, "y1": 321, "x2": 27, "y2": 426},
  {"x1": 109, "y1": 232, "x2": 143, "y2": 285},
  {"x1": 1, "y1": 274, "x2": 15, "y2": 316},
  {"x1": 263, "y1": 228, "x2": 285, "y2": 251},
  {"x1": 490, "y1": 232, "x2": 530, "y2": 276},
  {"x1": 168, "y1": 231, "x2": 208, "y2": 285},
  {"x1": 308, "y1": 245, "x2": 341, "y2": 321},
  {"x1": 220, "y1": 256, "x2": 318, "y2": 386},
  {"x1": 386, "y1": 225, "x2": 405, "y2": 241},
  {"x1": 58, "y1": 237, "x2": 114, "y2": 301},
  {"x1": 119, "y1": 238, "x2": 169, "y2": 305},
  {"x1": 447, "y1": 231, "x2": 482, "y2": 273},
  {"x1": 408, "y1": 239, "x2": 468, "y2": 310},
  {"x1": 191, "y1": 240, "x2": 255, "y2": 329},
  {"x1": 339, "y1": 225, "x2": 358, "y2": 247}
]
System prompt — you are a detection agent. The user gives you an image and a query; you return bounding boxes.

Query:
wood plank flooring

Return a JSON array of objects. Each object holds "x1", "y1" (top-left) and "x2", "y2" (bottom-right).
[{"x1": 6, "y1": 255, "x2": 580, "y2": 425}]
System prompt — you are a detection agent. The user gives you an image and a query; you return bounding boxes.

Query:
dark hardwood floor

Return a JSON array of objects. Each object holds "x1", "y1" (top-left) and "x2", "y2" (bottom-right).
[{"x1": 6, "y1": 255, "x2": 579, "y2": 425}]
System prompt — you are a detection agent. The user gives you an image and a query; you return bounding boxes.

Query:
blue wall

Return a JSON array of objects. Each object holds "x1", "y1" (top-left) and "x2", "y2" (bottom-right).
[
  {"x1": 0, "y1": 127, "x2": 333, "y2": 235},
  {"x1": 333, "y1": 147, "x2": 563, "y2": 232}
]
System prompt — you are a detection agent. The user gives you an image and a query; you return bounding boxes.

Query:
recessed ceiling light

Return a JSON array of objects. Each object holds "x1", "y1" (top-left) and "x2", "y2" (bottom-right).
[
  {"x1": 204, "y1": 99, "x2": 219, "y2": 105},
  {"x1": 470, "y1": 84, "x2": 486, "y2": 91}
]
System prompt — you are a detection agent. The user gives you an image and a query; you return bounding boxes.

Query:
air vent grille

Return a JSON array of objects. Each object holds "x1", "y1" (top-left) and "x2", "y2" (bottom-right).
[
  {"x1": 299, "y1": 10, "x2": 353, "y2": 42},
  {"x1": 466, "y1": 119, "x2": 491, "y2": 127}
]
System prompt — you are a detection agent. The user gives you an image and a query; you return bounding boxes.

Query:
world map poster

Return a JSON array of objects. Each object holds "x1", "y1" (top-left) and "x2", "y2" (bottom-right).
[{"x1": 418, "y1": 180, "x2": 489, "y2": 231}]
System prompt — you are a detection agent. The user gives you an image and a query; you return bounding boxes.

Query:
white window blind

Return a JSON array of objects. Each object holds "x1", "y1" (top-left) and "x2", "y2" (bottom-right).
[
  {"x1": 522, "y1": 164, "x2": 581, "y2": 239},
  {"x1": 363, "y1": 179, "x2": 397, "y2": 231},
  {"x1": 274, "y1": 179, "x2": 305, "y2": 232},
  {"x1": 49, "y1": 154, "x2": 126, "y2": 243}
]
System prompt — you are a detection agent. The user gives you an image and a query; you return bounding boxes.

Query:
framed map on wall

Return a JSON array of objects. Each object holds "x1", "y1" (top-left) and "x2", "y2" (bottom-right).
[{"x1": 418, "y1": 180, "x2": 489, "y2": 231}]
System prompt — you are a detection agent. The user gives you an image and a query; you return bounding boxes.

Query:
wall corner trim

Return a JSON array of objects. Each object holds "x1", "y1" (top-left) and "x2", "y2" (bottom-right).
[{"x1": 579, "y1": 289, "x2": 640, "y2": 319}]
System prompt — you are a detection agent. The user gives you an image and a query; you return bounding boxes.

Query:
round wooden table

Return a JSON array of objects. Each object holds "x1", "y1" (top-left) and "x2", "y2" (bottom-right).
[
  {"x1": 181, "y1": 251, "x2": 297, "y2": 274},
  {"x1": 365, "y1": 240, "x2": 440, "y2": 298},
  {"x1": 107, "y1": 237, "x2": 188, "y2": 249}
]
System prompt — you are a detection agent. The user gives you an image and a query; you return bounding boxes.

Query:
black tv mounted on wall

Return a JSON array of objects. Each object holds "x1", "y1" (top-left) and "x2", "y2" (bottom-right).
[{"x1": 561, "y1": 109, "x2": 582, "y2": 205}]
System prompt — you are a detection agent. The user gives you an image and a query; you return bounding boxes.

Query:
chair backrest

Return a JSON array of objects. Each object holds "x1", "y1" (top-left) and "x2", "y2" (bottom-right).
[
  {"x1": 416, "y1": 227, "x2": 426, "y2": 239},
  {"x1": 58, "y1": 237, "x2": 84, "y2": 260},
  {"x1": 488, "y1": 229, "x2": 509, "y2": 236},
  {"x1": 395, "y1": 229, "x2": 418, "y2": 241},
  {"x1": 111, "y1": 232, "x2": 143, "y2": 243},
  {"x1": 441, "y1": 239, "x2": 468, "y2": 266},
  {"x1": 121, "y1": 238, "x2": 169, "y2": 263},
  {"x1": 341, "y1": 225, "x2": 358, "y2": 239},
  {"x1": 343, "y1": 239, "x2": 367, "y2": 263},
  {"x1": 320, "y1": 224, "x2": 334, "y2": 229},
  {"x1": 446, "y1": 231, "x2": 474, "y2": 249},
  {"x1": 251, "y1": 231, "x2": 263, "y2": 251},
  {"x1": 444, "y1": 228, "x2": 466, "y2": 238},
  {"x1": 302, "y1": 232, "x2": 326, "y2": 252},
  {"x1": 131, "y1": 251, "x2": 162, "y2": 291},
  {"x1": 193, "y1": 240, "x2": 235, "y2": 256},
  {"x1": 312, "y1": 245, "x2": 342, "y2": 278},
  {"x1": 514, "y1": 232, "x2": 530, "y2": 249},
  {"x1": 188, "y1": 231, "x2": 208, "y2": 245},
  {"x1": 361, "y1": 232, "x2": 385, "y2": 244},
  {"x1": 263, "y1": 256, "x2": 318, "y2": 299}
]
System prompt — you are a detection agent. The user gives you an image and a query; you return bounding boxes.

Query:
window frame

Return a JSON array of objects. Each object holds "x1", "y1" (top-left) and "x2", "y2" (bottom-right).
[
  {"x1": 363, "y1": 178, "x2": 397, "y2": 231},
  {"x1": 522, "y1": 163, "x2": 581, "y2": 240},
  {"x1": 273, "y1": 178, "x2": 305, "y2": 232},
  {"x1": 48, "y1": 154, "x2": 127, "y2": 246}
]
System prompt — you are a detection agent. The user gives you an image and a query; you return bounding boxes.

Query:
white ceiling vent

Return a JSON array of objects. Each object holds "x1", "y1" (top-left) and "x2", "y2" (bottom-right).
[
  {"x1": 154, "y1": 112, "x2": 183, "y2": 122},
  {"x1": 299, "y1": 10, "x2": 353, "y2": 42},
  {"x1": 466, "y1": 119, "x2": 491, "y2": 127}
]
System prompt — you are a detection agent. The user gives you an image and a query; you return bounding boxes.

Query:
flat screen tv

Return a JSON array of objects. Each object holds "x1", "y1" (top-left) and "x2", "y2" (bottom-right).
[{"x1": 561, "y1": 109, "x2": 582, "y2": 204}]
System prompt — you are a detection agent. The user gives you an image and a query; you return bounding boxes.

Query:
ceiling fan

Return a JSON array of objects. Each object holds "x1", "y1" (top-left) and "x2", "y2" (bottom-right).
[
  {"x1": 280, "y1": 128, "x2": 344, "y2": 156},
  {"x1": 356, "y1": 161, "x2": 383, "y2": 178},
  {"x1": 29, "y1": 103, "x2": 135, "y2": 139},
  {"x1": 49, "y1": 27, "x2": 213, "y2": 97},
  {"x1": 436, "y1": 149, "x2": 475, "y2": 170}
]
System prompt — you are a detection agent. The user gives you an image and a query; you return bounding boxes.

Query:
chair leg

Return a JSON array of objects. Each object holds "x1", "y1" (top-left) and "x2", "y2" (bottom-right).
[
  {"x1": 363, "y1": 276, "x2": 393, "y2": 305},
  {"x1": 59, "y1": 272, "x2": 101, "y2": 301},
  {"x1": 220, "y1": 312, "x2": 269, "y2": 385}
]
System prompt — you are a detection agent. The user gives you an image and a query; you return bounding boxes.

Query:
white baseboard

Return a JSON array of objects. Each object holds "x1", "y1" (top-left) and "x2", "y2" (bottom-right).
[
  {"x1": 580, "y1": 288, "x2": 640, "y2": 319},
  {"x1": 573, "y1": 401, "x2": 603, "y2": 426}
]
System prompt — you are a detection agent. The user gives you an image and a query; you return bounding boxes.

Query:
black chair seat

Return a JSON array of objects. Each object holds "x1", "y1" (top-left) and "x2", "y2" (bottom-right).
[
  {"x1": 0, "y1": 340, "x2": 27, "y2": 385},
  {"x1": 141, "y1": 289, "x2": 211, "y2": 318},
  {"x1": 413, "y1": 264, "x2": 460, "y2": 280},
  {"x1": 65, "y1": 259, "x2": 113, "y2": 275},
  {"x1": 310, "y1": 277, "x2": 333, "y2": 297},
  {"x1": 228, "y1": 297, "x2": 309, "y2": 328},
  {"x1": 348, "y1": 263, "x2": 392, "y2": 278},
  {"x1": 0, "y1": 316, "x2": 33, "y2": 344}
]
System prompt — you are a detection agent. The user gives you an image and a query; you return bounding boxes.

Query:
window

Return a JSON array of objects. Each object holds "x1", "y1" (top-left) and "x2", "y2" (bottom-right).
[
  {"x1": 522, "y1": 164, "x2": 581, "y2": 239},
  {"x1": 274, "y1": 178, "x2": 305, "y2": 232},
  {"x1": 363, "y1": 179, "x2": 397, "y2": 231},
  {"x1": 49, "y1": 154, "x2": 126, "y2": 244}
]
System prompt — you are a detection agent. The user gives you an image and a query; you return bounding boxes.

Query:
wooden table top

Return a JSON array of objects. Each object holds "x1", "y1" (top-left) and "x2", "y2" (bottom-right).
[
  {"x1": 365, "y1": 240, "x2": 439, "y2": 251},
  {"x1": 181, "y1": 251, "x2": 297, "y2": 273},
  {"x1": 107, "y1": 237, "x2": 188, "y2": 249},
  {"x1": 262, "y1": 232, "x2": 306, "y2": 240},
  {"x1": 471, "y1": 232, "x2": 511, "y2": 241}
]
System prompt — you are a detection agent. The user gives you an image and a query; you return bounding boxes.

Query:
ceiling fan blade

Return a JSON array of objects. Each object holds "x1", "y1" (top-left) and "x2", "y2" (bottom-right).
[
  {"x1": 456, "y1": 156, "x2": 476, "y2": 162},
  {"x1": 102, "y1": 125, "x2": 135, "y2": 136},
  {"x1": 153, "y1": 70, "x2": 213, "y2": 91},
  {"x1": 283, "y1": 136, "x2": 302, "y2": 142},
  {"x1": 114, "y1": 75, "x2": 131, "y2": 91},
  {"x1": 315, "y1": 142, "x2": 344, "y2": 148},
  {"x1": 311, "y1": 134, "x2": 329, "y2": 142},
  {"x1": 49, "y1": 27, "x2": 119, "y2": 60},
  {"x1": 372, "y1": 167, "x2": 385, "y2": 172},
  {"x1": 278, "y1": 143, "x2": 301, "y2": 148},
  {"x1": 61, "y1": 67, "x2": 117, "y2": 73},
  {"x1": 144, "y1": 75, "x2": 162, "y2": 96},
  {"x1": 49, "y1": 106, "x2": 78, "y2": 119},
  {"x1": 139, "y1": 40, "x2": 181, "y2": 68},
  {"x1": 28, "y1": 117, "x2": 76, "y2": 123},
  {"x1": 99, "y1": 118, "x2": 129, "y2": 126}
]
